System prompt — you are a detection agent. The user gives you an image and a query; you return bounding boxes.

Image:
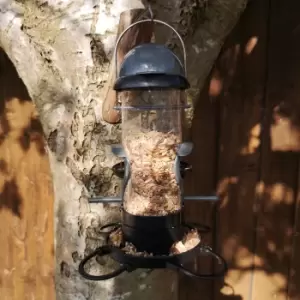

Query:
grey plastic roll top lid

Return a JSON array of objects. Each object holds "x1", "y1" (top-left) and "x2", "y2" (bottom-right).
[{"x1": 114, "y1": 43, "x2": 190, "y2": 91}]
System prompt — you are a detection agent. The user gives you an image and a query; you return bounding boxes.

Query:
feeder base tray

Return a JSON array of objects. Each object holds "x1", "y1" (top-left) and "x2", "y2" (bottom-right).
[{"x1": 78, "y1": 223, "x2": 228, "y2": 281}]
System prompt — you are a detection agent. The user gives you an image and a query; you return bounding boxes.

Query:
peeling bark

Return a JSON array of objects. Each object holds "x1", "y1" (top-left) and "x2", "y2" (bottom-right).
[{"x1": 0, "y1": 0, "x2": 247, "y2": 299}]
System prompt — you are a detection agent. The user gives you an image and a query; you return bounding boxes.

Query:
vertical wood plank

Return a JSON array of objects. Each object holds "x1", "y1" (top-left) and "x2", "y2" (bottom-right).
[
  {"x1": 213, "y1": 0, "x2": 269, "y2": 299},
  {"x1": 178, "y1": 76, "x2": 219, "y2": 300},
  {"x1": 252, "y1": 0, "x2": 300, "y2": 299},
  {"x1": 289, "y1": 166, "x2": 300, "y2": 300},
  {"x1": 0, "y1": 50, "x2": 55, "y2": 300}
]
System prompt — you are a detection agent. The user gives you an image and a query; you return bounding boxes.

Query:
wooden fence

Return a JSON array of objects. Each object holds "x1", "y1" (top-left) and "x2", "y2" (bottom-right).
[
  {"x1": 181, "y1": 0, "x2": 300, "y2": 299},
  {"x1": 0, "y1": 0, "x2": 300, "y2": 299},
  {"x1": 0, "y1": 50, "x2": 55, "y2": 299}
]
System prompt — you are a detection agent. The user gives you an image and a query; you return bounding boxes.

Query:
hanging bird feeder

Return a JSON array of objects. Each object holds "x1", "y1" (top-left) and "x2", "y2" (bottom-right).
[{"x1": 78, "y1": 15, "x2": 227, "y2": 281}]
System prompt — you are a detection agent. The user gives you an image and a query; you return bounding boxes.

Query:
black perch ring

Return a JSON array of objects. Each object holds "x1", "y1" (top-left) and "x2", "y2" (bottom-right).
[
  {"x1": 78, "y1": 245, "x2": 129, "y2": 281},
  {"x1": 78, "y1": 244, "x2": 227, "y2": 281},
  {"x1": 168, "y1": 245, "x2": 228, "y2": 279}
]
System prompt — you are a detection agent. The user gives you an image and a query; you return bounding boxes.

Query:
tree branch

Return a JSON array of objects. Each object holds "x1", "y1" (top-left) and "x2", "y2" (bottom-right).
[{"x1": 184, "y1": 0, "x2": 248, "y2": 108}]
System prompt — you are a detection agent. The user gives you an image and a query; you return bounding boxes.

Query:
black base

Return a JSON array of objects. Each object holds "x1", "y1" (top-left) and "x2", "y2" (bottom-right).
[
  {"x1": 122, "y1": 210, "x2": 182, "y2": 255},
  {"x1": 111, "y1": 231, "x2": 199, "y2": 269},
  {"x1": 78, "y1": 211, "x2": 228, "y2": 281},
  {"x1": 78, "y1": 227, "x2": 228, "y2": 281}
]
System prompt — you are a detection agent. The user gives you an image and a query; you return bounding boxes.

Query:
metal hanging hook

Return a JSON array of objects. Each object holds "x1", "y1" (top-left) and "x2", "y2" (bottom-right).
[{"x1": 113, "y1": 17, "x2": 187, "y2": 79}]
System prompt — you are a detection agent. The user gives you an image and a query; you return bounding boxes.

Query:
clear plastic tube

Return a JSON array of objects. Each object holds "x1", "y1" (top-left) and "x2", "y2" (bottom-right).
[{"x1": 120, "y1": 89, "x2": 183, "y2": 216}]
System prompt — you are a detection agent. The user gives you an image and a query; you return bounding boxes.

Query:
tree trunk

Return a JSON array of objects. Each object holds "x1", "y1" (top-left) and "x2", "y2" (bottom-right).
[{"x1": 0, "y1": 0, "x2": 247, "y2": 299}]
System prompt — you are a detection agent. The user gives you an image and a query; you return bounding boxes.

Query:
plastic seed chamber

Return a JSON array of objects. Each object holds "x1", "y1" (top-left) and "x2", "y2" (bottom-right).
[{"x1": 78, "y1": 17, "x2": 227, "y2": 281}]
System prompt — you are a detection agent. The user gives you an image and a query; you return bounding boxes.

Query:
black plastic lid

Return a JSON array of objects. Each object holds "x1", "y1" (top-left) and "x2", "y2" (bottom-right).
[
  {"x1": 114, "y1": 74, "x2": 189, "y2": 90},
  {"x1": 114, "y1": 43, "x2": 190, "y2": 91}
]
